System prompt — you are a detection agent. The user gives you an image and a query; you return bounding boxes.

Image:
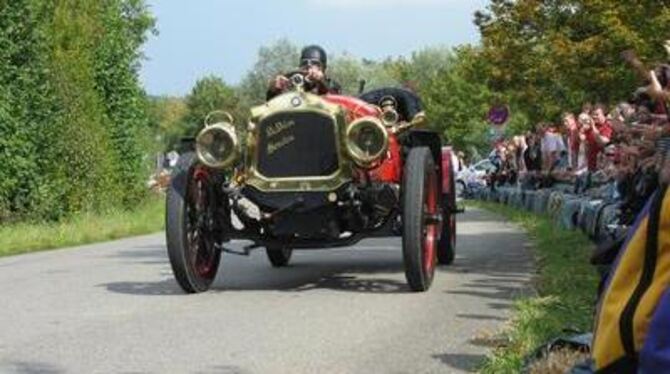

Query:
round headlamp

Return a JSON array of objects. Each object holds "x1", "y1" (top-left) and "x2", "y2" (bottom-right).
[
  {"x1": 345, "y1": 117, "x2": 389, "y2": 168},
  {"x1": 195, "y1": 122, "x2": 239, "y2": 169}
]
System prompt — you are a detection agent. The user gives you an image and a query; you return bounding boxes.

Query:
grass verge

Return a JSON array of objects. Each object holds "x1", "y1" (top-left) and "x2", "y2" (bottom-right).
[
  {"x1": 470, "y1": 201, "x2": 600, "y2": 373},
  {"x1": 0, "y1": 197, "x2": 165, "y2": 257}
]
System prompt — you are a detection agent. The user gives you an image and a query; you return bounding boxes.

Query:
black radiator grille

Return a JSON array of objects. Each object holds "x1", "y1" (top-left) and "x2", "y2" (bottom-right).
[{"x1": 256, "y1": 111, "x2": 339, "y2": 178}]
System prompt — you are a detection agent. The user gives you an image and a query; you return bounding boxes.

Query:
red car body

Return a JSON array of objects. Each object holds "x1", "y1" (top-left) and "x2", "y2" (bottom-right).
[{"x1": 325, "y1": 94, "x2": 452, "y2": 193}]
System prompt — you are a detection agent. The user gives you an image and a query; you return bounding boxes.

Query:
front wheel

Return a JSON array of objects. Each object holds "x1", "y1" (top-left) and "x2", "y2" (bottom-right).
[
  {"x1": 402, "y1": 147, "x2": 440, "y2": 292},
  {"x1": 265, "y1": 246, "x2": 293, "y2": 267},
  {"x1": 166, "y1": 152, "x2": 222, "y2": 293}
]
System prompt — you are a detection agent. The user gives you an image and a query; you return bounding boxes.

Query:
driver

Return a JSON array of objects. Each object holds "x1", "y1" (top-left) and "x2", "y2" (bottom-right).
[{"x1": 266, "y1": 45, "x2": 341, "y2": 100}]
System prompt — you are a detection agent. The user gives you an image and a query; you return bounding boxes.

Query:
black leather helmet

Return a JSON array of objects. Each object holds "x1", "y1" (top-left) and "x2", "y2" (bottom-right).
[{"x1": 300, "y1": 45, "x2": 327, "y2": 69}]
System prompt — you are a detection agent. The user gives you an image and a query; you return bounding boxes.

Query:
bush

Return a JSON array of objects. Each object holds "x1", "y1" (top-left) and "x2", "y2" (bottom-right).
[{"x1": 0, "y1": 0, "x2": 155, "y2": 222}]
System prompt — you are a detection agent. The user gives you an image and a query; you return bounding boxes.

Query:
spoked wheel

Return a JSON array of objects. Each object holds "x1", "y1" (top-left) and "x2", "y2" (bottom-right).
[
  {"x1": 402, "y1": 147, "x2": 441, "y2": 292},
  {"x1": 166, "y1": 152, "x2": 222, "y2": 293},
  {"x1": 265, "y1": 246, "x2": 293, "y2": 267},
  {"x1": 438, "y1": 160, "x2": 457, "y2": 265}
]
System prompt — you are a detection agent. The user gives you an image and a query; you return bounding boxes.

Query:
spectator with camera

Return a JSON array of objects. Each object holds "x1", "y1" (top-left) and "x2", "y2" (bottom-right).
[{"x1": 583, "y1": 104, "x2": 613, "y2": 172}]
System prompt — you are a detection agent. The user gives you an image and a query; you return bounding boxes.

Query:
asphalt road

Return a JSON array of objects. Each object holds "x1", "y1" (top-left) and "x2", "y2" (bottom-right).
[{"x1": 0, "y1": 207, "x2": 532, "y2": 374}]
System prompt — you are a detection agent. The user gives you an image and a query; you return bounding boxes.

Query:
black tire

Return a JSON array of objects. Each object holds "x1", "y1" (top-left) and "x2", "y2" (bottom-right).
[
  {"x1": 402, "y1": 147, "x2": 439, "y2": 292},
  {"x1": 438, "y1": 164, "x2": 457, "y2": 265},
  {"x1": 265, "y1": 247, "x2": 293, "y2": 267},
  {"x1": 166, "y1": 152, "x2": 222, "y2": 293}
]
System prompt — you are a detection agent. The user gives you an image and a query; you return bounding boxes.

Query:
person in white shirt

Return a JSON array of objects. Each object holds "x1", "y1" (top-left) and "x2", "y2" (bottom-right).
[
  {"x1": 575, "y1": 113, "x2": 591, "y2": 175},
  {"x1": 540, "y1": 124, "x2": 566, "y2": 171}
]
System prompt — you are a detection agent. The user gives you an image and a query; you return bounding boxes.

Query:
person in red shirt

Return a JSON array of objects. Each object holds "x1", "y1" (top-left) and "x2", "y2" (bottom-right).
[{"x1": 583, "y1": 104, "x2": 614, "y2": 171}]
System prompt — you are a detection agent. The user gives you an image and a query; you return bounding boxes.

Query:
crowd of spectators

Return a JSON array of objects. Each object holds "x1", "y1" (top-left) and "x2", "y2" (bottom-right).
[
  {"x1": 471, "y1": 48, "x2": 670, "y2": 372},
  {"x1": 469, "y1": 50, "x2": 670, "y2": 341},
  {"x1": 484, "y1": 50, "x2": 670, "y2": 229}
]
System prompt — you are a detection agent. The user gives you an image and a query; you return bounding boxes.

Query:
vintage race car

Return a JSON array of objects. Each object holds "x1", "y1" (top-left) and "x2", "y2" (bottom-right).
[{"x1": 166, "y1": 73, "x2": 458, "y2": 293}]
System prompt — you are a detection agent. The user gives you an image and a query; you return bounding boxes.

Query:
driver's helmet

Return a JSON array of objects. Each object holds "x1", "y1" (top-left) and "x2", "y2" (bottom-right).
[{"x1": 300, "y1": 45, "x2": 327, "y2": 69}]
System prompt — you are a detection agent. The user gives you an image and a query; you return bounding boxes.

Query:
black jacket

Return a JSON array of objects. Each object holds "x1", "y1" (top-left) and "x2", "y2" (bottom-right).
[{"x1": 266, "y1": 76, "x2": 341, "y2": 101}]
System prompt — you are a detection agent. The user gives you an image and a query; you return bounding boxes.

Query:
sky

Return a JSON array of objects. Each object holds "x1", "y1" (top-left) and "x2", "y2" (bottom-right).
[{"x1": 139, "y1": 0, "x2": 489, "y2": 96}]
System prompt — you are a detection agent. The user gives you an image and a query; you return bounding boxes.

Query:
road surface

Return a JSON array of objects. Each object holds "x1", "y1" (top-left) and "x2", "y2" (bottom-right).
[{"x1": 0, "y1": 207, "x2": 532, "y2": 374}]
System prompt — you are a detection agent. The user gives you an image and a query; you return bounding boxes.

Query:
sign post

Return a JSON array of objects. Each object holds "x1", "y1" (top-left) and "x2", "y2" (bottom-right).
[{"x1": 487, "y1": 104, "x2": 509, "y2": 144}]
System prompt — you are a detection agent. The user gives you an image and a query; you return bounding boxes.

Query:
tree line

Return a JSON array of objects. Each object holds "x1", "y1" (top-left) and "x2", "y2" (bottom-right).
[
  {"x1": 474, "y1": 0, "x2": 670, "y2": 123},
  {"x1": 149, "y1": 39, "x2": 499, "y2": 162},
  {"x1": 155, "y1": 1, "x2": 669, "y2": 162}
]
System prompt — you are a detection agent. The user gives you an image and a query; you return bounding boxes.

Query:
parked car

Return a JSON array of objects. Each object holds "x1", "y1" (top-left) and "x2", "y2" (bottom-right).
[
  {"x1": 165, "y1": 73, "x2": 458, "y2": 293},
  {"x1": 456, "y1": 159, "x2": 496, "y2": 197}
]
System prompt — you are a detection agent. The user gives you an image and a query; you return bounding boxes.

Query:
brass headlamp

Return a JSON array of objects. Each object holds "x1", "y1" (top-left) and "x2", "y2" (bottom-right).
[
  {"x1": 195, "y1": 111, "x2": 239, "y2": 169},
  {"x1": 345, "y1": 116, "x2": 389, "y2": 168}
]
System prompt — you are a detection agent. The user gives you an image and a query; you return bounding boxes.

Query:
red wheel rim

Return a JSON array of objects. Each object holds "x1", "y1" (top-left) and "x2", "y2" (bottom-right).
[
  {"x1": 447, "y1": 165, "x2": 456, "y2": 250},
  {"x1": 423, "y1": 170, "x2": 438, "y2": 274},
  {"x1": 186, "y1": 165, "x2": 218, "y2": 279}
]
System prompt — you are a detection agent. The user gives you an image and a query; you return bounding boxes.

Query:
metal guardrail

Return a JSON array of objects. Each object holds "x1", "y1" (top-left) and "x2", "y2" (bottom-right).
[{"x1": 471, "y1": 185, "x2": 625, "y2": 244}]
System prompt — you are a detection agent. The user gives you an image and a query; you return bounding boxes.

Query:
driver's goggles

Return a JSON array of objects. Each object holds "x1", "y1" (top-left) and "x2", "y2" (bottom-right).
[{"x1": 300, "y1": 58, "x2": 323, "y2": 68}]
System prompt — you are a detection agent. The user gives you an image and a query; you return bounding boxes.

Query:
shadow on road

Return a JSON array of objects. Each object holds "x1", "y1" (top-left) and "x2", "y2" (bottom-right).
[
  {"x1": 101, "y1": 208, "x2": 532, "y2": 304},
  {"x1": 432, "y1": 352, "x2": 486, "y2": 372},
  {"x1": 287, "y1": 273, "x2": 410, "y2": 293},
  {"x1": 108, "y1": 247, "x2": 168, "y2": 265},
  {"x1": 100, "y1": 250, "x2": 412, "y2": 296},
  {"x1": 1, "y1": 361, "x2": 65, "y2": 374},
  {"x1": 441, "y1": 224, "x2": 534, "y2": 316},
  {"x1": 101, "y1": 279, "x2": 183, "y2": 296},
  {"x1": 456, "y1": 313, "x2": 506, "y2": 322},
  {"x1": 100, "y1": 234, "x2": 531, "y2": 298},
  {"x1": 195, "y1": 365, "x2": 250, "y2": 374}
]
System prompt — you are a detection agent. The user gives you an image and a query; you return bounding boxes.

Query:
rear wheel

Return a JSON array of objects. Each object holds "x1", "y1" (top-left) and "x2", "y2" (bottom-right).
[
  {"x1": 265, "y1": 246, "x2": 293, "y2": 267},
  {"x1": 402, "y1": 147, "x2": 439, "y2": 292},
  {"x1": 166, "y1": 152, "x2": 222, "y2": 293},
  {"x1": 438, "y1": 161, "x2": 457, "y2": 265}
]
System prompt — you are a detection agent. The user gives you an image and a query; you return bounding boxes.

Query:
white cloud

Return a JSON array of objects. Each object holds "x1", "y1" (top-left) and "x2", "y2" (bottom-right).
[{"x1": 307, "y1": 0, "x2": 451, "y2": 9}]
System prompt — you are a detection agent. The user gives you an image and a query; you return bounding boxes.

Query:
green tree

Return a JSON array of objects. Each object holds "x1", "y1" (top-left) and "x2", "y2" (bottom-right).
[
  {"x1": 387, "y1": 46, "x2": 454, "y2": 90},
  {"x1": 44, "y1": 0, "x2": 124, "y2": 214},
  {"x1": 417, "y1": 47, "x2": 495, "y2": 153},
  {"x1": 93, "y1": 0, "x2": 156, "y2": 205},
  {"x1": 383, "y1": 45, "x2": 509, "y2": 155},
  {"x1": 475, "y1": 0, "x2": 670, "y2": 122},
  {"x1": 328, "y1": 53, "x2": 399, "y2": 95},
  {"x1": 182, "y1": 76, "x2": 241, "y2": 138},
  {"x1": 147, "y1": 96, "x2": 188, "y2": 151},
  {"x1": 0, "y1": 0, "x2": 61, "y2": 219},
  {"x1": 238, "y1": 38, "x2": 299, "y2": 104},
  {"x1": 0, "y1": 0, "x2": 155, "y2": 221}
]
